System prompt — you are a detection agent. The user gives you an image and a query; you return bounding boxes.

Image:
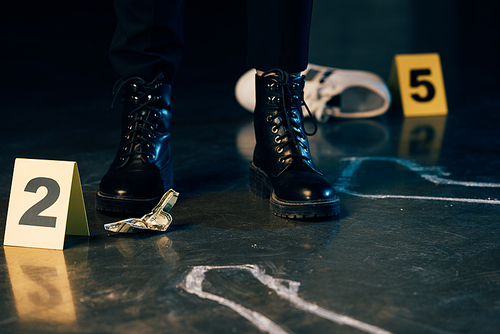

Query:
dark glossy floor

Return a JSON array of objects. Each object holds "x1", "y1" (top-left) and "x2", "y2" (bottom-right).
[{"x1": 2, "y1": 1, "x2": 500, "y2": 333}]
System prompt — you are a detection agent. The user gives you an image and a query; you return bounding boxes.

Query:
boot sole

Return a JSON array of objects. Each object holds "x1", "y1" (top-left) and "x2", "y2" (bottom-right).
[
  {"x1": 95, "y1": 191, "x2": 161, "y2": 215},
  {"x1": 249, "y1": 163, "x2": 340, "y2": 219}
]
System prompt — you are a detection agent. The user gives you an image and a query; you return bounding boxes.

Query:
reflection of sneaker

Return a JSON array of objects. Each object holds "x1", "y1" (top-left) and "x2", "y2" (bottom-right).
[
  {"x1": 235, "y1": 63, "x2": 391, "y2": 122},
  {"x1": 235, "y1": 118, "x2": 391, "y2": 162}
]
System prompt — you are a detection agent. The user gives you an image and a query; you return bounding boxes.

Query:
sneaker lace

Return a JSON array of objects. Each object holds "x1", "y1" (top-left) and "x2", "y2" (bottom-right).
[
  {"x1": 303, "y1": 69, "x2": 336, "y2": 123},
  {"x1": 304, "y1": 87, "x2": 333, "y2": 123},
  {"x1": 112, "y1": 73, "x2": 165, "y2": 159}
]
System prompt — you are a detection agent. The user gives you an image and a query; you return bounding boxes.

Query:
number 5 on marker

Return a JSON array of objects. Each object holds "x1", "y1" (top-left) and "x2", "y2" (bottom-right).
[{"x1": 389, "y1": 53, "x2": 448, "y2": 117}]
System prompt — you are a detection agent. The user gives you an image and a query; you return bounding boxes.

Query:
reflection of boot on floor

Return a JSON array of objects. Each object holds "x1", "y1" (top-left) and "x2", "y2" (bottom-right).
[
  {"x1": 250, "y1": 70, "x2": 340, "y2": 219},
  {"x1": 96, "y1": 73, "x2": 173, "y2": 214}
]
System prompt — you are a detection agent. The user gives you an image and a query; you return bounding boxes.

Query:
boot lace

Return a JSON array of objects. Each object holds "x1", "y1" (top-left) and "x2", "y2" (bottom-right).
[
  {"x1": 266, "y1": 69, "x2": 318, "y2": 164},
  {"x1": 112, "y1": 73, "x2": 166, "y2": 160}
]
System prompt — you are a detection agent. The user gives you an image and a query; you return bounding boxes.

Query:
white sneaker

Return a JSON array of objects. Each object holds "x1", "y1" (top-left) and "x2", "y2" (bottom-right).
[{"x1": 235, "y1": 63, "x2": 392, "y2": 122}]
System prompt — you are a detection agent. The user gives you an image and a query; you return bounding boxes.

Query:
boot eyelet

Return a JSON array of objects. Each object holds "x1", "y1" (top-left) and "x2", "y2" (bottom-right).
[
  {"x1": 131, "y1": 83, "x2": 138, "y2": 92},
  {"x1": 267, "y1": 83, "x2": 280, "y2": 91},
  {"x1": 266, "y1": 115, "x2": 273, "y2": 122},
  {"x1": 271, "y1": 126, "x2": 279, "y2": 133},
  {"x1": 268, "y1": 96, "x2": 281, "y2": 104},
  {"x1": 274, "y1": 136, "x2": 281, "y2": 144},
  {"x1": 276, "y1": 147, "x2": 284, "y2": 154},
  {"x1": 278, "y1": 157, "x2": 286, "y2": 164}
]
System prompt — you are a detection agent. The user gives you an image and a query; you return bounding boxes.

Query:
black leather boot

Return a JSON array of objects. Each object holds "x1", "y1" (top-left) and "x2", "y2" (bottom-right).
[
  {"x1": 96, "y1": 73, "x2": 173, "y2": 214},
  {"x1": 250, "y1": 69, "x2": 340, "y2": 219}
]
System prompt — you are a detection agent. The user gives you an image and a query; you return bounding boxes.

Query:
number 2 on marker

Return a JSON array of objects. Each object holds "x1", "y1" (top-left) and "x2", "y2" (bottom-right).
[{"x1": 19, "y1": 177, "x2": 61, "y2": 228}]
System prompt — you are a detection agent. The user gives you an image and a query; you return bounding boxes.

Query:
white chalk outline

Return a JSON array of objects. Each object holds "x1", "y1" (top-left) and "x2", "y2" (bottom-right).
[
  {"x1": 336, "y1": 157, "x2": 500, "y2": 204},
  {"x1": 181, "y1": 264, "x2": 392, "y2": 334}
]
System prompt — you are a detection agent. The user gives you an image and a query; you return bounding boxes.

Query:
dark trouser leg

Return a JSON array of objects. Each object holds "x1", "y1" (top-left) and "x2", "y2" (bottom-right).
[
  {"x1": 246, "y1": 0, "x2": 313, "y2": 73},
  {"x1": 109, "y1": 0, "x2": 184, "y2": 83}
]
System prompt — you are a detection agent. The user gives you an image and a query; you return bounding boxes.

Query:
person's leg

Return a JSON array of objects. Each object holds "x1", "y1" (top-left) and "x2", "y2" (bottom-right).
[
  {"x1": 246, "y1": 0, "x2": 312, "y2": 74},
  {"x1": 109, "y1": 0, "x2": 184, "y2": 82},
  {"x1": 247, "y1": 0, "x2": 340, "y2": 218},
  {"x1": 96, "y1": 0, "x2": 184, "y2": 214}
]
